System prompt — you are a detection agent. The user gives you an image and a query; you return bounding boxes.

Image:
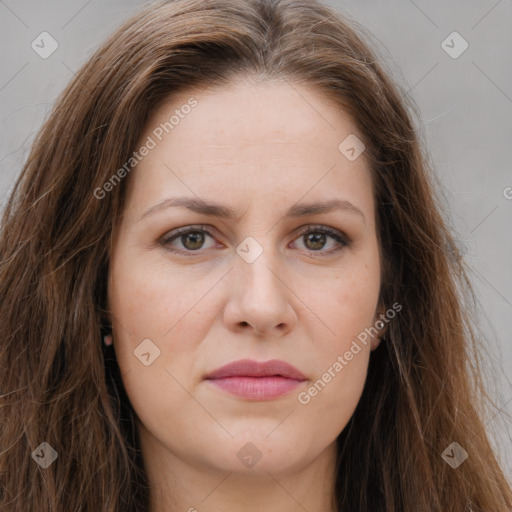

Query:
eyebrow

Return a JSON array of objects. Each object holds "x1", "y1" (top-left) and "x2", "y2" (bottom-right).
[{"x1": 138, "y1": 196, "x2": 366, "y2": 223}]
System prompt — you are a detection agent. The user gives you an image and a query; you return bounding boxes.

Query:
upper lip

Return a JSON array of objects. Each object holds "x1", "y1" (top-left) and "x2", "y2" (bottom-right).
[{"x1": 205, "y1": 359, "x2": 307, "y2": 380}]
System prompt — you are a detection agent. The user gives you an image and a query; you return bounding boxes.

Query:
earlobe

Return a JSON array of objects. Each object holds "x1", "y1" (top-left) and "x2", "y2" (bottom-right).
[
  {"x1": 370, "y1": 334, "x2": 384, "y2": 351},
  {"x1": 370, "y1": 304, "x2": 388, "y2": 351}
]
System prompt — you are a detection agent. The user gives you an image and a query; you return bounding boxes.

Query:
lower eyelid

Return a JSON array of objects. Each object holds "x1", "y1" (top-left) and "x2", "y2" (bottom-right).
[
  {"x1": 293, "y1": 230, "x2": 349, "y2": 252},
  {"x1": 161, "y1": 226, "x2": 349, "y2": 254},
  {"x1": 161, "y1": 228, "x2": 216, "y2": 250}
]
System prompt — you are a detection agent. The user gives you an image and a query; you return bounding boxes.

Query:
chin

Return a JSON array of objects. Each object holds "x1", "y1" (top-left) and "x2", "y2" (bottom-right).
[{"x1": 197, "y1": 433, "x2": 315, "y2": 477}]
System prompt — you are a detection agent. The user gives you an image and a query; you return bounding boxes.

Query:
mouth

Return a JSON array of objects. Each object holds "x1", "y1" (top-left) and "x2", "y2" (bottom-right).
[{"x1": 204, "y1": 359, "x2": 307, "y2": 401}]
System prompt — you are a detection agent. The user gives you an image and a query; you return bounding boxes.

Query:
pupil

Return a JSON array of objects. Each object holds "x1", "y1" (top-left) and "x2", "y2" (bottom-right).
[
  {"x1": 183, "y1": 232, "x2": 203, "y2": 250},
  {"x1": 306, "y1": 233, "x2": 325, "y2": 250}
]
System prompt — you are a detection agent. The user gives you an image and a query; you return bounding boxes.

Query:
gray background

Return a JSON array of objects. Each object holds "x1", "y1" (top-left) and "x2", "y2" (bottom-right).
[{"x1": 1, "y1": 0, "x2": 510, "y2": 479}]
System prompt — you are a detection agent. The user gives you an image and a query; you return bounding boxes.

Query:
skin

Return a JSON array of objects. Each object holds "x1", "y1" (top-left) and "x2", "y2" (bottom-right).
[{"x1": 108, "y1": 76, "x2": 385, "y2": 512}]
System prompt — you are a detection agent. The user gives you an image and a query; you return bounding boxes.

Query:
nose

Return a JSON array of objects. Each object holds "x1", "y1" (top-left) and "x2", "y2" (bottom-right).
[{"x1": 222, "y1": 248, "x2": 297, "y2": 338}]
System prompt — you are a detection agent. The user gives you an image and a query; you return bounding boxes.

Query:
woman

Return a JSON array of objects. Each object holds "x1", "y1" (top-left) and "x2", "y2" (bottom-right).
[{"x1": 1, "y1": 0, "x2": 510, "y2": 510}]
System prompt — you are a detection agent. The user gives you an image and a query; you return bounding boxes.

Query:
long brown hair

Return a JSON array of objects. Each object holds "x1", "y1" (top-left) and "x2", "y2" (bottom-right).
[{"x1": 1, "y1": 0, "x2": 510, "y2": 510}]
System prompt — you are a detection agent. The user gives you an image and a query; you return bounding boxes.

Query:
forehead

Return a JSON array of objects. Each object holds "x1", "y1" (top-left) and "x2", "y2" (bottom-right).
[
  {"x1": 124, "y1": 77, "x2": 374, "y2": 224},
  {"x1": 145, "y1": 77, "x2": 361, "y2": 153}
]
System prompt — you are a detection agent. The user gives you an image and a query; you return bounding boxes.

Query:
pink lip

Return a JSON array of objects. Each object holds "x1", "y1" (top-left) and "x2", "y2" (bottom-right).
[{"x1": 204, "y1": 359, "x2": 307, "y2": 401}]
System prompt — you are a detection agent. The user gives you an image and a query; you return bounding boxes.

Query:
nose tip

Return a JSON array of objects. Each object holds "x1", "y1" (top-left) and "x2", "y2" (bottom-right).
[
  {"x1": 224, "y1": 261, "x2": 297, "y2": 338},
  {"x1": 240, "y1": 321, "x2": 277, "y2": 336},
  {"x1": 251, "y1": 325, "x2": 269, "y2": 336}
]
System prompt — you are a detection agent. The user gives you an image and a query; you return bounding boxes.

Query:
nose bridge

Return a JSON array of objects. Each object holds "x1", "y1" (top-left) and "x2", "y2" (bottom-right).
[
  {"x1": 225, "y1": 234, "x2": 295, "y2": 335},
  {"x1": 235, "y1": 237, "x2": 284, "y2": 305}
]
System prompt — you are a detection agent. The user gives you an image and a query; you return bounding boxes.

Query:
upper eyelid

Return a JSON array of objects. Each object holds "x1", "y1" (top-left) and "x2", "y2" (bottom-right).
[
  {"x1": 160, "y1": 224, "x2": 349, "y2": 249},
  {"x1": 162, "y1": 223, "x2": 346, "y2": 239}
]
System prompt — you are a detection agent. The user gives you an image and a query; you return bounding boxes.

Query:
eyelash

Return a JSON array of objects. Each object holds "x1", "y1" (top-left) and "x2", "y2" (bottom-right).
[{"x1": 159, "y1": 224, "x2": 350, "y2": 257}]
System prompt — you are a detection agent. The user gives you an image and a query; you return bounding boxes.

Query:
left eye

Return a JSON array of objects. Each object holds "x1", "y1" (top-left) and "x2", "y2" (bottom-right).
[
  {"x1": 293, "y1": 226, "x2": 349, "y2": 253},
  {"x1": 160, "y1": 225, "x2": 349, "y2": 255}
]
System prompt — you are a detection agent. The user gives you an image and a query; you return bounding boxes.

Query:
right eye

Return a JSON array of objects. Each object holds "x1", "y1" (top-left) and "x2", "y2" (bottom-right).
[{"x1": 160, "y1": 225, "x2": 219, "y2": 255}]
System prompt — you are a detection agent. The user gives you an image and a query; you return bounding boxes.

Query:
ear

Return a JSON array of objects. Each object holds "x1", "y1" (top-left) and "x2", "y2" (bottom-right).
[
  {"x1": 370, "y1": 302, "x2": 388, "y2": 351},
  {"x1": 100, "y1": 307, "x2": 113, "y2": 331}
]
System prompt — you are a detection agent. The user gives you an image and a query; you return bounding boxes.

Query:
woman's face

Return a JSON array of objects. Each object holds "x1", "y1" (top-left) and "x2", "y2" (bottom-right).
[{"x1": 108, "y1": 77, "x2": 383, "y2": 479}]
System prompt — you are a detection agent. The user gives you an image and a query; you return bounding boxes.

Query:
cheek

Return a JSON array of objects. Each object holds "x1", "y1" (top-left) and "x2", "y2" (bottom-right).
[
  {"x1": 107, "y1": 255, "x2": 211, "y2": 440},
  {"x1": 293, "y1": 254, "x2": 379, "y2": 415},
  {"x1": 306, "y1": 348, "x2": 369, "y2": 443},
  {"x1": 109, "y1": 249, "x2": 215, "y2": 341},
  {"x1": 107, "y1": 249, "x2": 230, "y2": 404},
  {"x1": 295, "y1": 254, "x2": 380, "y2": 350},
  {"x1": 296, "y1": 271, "x2": 376, "y2": 434},
  {"x1": 335, "y1": 266, "x2": 380, "y2": 339}
]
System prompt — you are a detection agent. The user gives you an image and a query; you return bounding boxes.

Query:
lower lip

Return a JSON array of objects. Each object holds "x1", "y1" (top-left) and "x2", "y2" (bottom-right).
[{"x1": 206, "y1": 376, "x2": 305, "y2": 400}]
